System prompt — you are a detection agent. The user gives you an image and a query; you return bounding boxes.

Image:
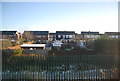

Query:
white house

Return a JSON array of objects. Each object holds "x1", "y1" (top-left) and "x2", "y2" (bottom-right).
[
  {"x1": 104, "y1": 32, "x2": 119, "y2": 38},
  {"x1": 56, "y1": 31, "x2": 75, "y2": 42},
  {"x1": 81, "y1": 31, "x2": 100, "y2": 40}
]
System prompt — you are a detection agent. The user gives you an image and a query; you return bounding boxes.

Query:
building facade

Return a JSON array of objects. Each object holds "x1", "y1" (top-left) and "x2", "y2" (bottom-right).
[
  {"x1": 48, "y1": 33, "x2": 56, "y2": 42},
  {"x1": 56, "y1": 31, "x2": 75, "y2": 42},
  {"x1": 81, "y1": 31, "x2": 100, "y2": 40},
  {"x1": 0, "y1": 31, "x2": 17, "y2": 40},
  {"x1": 104, "y1": 32, "x2": 119, "y2": 38}
]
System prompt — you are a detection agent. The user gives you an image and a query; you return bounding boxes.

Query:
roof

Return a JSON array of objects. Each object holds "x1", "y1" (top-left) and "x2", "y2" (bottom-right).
[
  {"x1": 24, "y1": 31, "x2": 49, "y2": 35},
  {"x1": 49, "y1": 33, "x2": 56, "y2": 35},
  {"x1": 104, "y1": 32, "x2": 120, "y2": 35},
  {"x1": 20, "y1": 44, "x2": 46, "y2": 47},
  {"x1": 81, "y1": 31, "x2": 99, "y2": 35},
  {"x1": 0, "y1": 31, "x2": 17, "y2": 35},
  {"x1": 52, "y1": 42, "x2": 63, "y2": 46},
  {"x1": 56, "y1": 31, "x2": 75, "y2": 35}
]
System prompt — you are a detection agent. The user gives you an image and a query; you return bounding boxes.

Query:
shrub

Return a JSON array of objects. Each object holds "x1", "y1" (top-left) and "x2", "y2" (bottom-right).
[
  {"x1": 17, "y1": 38, "x2": 26, "y2": 45},
  {"x1": 2, "y1": 40, "x2": 12, "y2": 49},
  {"x1": 13, "y1": 49, "x2": 23, "y2": 55},
  {"x1": 94, "y1": 36, "x2": 118, "y2": 54}
]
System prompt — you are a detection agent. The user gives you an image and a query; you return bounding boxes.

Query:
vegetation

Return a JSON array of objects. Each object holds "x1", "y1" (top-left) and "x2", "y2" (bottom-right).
[
  {"x1": 94, "y1": 36, "x2": 119, "y2": 55},
  {"x1": 17, "y1": 38, "x2": 27, "y2": 45},
  {"x1": 24, "y1": 31, "x2": 34, "y2": 41},
  {"x1": 13, "y1": 48, "x2": 23, "y2": 55},
  {"x1": 1, "y1": 38, "x2": 27, "y2": 49},
  {"x1": 2, "y1": 36, "x2": 119, "y2": 79},
  {"x1": 32, "y1": 41, "x2": 37, "y2": 44},
  {"x1": 2, "y1": 40, "x2": 12, "y2": 49},
  {"x1": 2, "y1": 54, "x2": 117, "y2": 72}
]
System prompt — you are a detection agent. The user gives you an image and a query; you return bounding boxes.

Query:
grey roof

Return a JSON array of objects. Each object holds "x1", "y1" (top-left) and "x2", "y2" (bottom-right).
[
  {"x1": 24, "y1": 31, "x2": 49, "y2": 35},
  {"x1": 81, "y1": 31, "x2": 99, "y2": 35},
  {"x1": 0, "y1": 31, "x2": 17, "y2": 35},
  {"x1": 56, "y1": 31, "x2": 75, "y2": 35}
]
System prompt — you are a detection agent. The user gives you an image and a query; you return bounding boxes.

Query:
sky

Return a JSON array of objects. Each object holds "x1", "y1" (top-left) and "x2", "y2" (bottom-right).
[{"x1": 1, "y1": 2, "x2": 118, "y2": 34}]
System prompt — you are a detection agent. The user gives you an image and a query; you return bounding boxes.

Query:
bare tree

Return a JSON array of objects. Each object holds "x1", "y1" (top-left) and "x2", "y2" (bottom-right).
[{"x1": 24, "y1": 31, "x2": 35, "y2": 41}]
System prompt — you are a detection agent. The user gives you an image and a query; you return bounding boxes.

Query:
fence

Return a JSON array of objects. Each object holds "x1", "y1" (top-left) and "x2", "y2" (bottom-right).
[{"x1": 1, "y1": 54, "x2": 118, "y2": 80}]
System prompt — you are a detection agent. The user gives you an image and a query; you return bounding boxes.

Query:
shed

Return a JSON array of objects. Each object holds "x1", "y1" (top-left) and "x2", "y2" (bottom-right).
[
  {"x1": 52, "y1": 41, "x2": 63, "y2": 47},
  {"x1": 20, "y1": 44, "x2": 46, "y2": 50}
]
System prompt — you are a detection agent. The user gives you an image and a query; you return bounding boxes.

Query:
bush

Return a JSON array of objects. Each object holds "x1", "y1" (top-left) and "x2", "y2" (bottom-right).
[
  {"x1": 2, "y1": 40, "x2": 12, "y2": 49},
  {"x1": 17, "y1": 38, "x2": 26, "y2": 45},
  {"x1": 13, "y1": 49, "x2": 23, "y2": 55},
  {"x1": 94, "y1": 36, "x2": 118, "y2": 54},
  {"x1": 32, "y1": 41, "x2": 37, "y2": 44}
]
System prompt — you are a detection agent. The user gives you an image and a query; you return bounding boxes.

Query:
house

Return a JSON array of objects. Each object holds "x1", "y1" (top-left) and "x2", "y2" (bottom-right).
[
  {"x1": 74, "y1": 33, "x2": 84, "y2": 42},
  {"x1": 0, "y1": 31, "x2": 17, "y2": 40},
  {"x1": 104, "y1": 32, "x2": 119, "y2": 38},
  {"x1": 56, "y1": 31, "x2": 75, "y2": 42},
  {"x1": 81, "y1": 31, "x2": 100, "y2": 40},
  {"x1": 81, "y1": 31, "x2": 101, "y2": 47},
  {"x1": 73, "y1": 33, "x2": 86, "y2": 47},
  {"x1": 48, "y1": 33, "x2": 56, "y2": 42},
  {"x1": 23, "y1": 31, "x2": 49, "y2": 42},
  {"x1": 99, "y1": 34, "x2": 104, "y2": 37},
  {"x1": 20, "y1": 44, "x2": 46, "y2": 50}
]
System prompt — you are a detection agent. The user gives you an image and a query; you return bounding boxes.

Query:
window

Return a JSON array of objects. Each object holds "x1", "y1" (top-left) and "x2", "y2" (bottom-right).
[
  {"x1": 69, "y1": 35, "x2": 72, "y2": 38},
  {"x1": 63, "y1": 35, "x2": 65, "y2": 38},
  {"x1": 42, "y1": 35, "x2": 46, "y2": 38},
  {"x1": 36, "y1": 35, "x2": 41, "y2": 37},
  {"x1": 58, "y1": 35, "x2": 61, "y2": 38}
]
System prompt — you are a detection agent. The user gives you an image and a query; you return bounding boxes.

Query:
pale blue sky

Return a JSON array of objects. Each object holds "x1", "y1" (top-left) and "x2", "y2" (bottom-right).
[{"x1": 2, "y1": 2, "x2": 118, "y2": 33}]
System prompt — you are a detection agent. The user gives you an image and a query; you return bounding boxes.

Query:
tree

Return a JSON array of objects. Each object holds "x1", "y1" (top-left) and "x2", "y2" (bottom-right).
[
  {"x1": 94, "y1": 36, "x2": 118, "y2": 54},
  {"x1": 24, "y1": 31, "x2": 34, "y2": 41},
  {"x1": 2, "y1": 40, "x2": 12, "y2": 49},
  {"x1": 17, "y1": 38, "x2": 27, "y2": 45},
  {"x1": 13, "y1": 48, "x2": 23, "y2": 55}
]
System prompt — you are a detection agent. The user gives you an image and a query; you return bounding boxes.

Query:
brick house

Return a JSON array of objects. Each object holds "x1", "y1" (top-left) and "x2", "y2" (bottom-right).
[{"x1": 0, "y1": 31, "x2": 17, "y2": 40}]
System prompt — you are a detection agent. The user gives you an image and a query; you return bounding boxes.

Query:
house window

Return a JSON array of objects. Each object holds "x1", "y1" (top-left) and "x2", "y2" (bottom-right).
[
  {"x1": 42, "y1": 35, "x2": 46, "y2": 38},
  {"x1": 91, "y1": 35, "x2": 94, "y2": 38},
  {"x1": 66, "y1": 35, "x2": 69, "y2": 38},
  {"x1": 68, "y1": 36, "x2": 69, "y2": 38},
  {"x1": 9, "y1": 35, "x2": 13, "y2": 36},
  {"x1": 36, "y1": 35, "x2": 41, "y2": 37},
  {"x1": 69, "y1": 35, "x2": 72, "y2": 38},
  {"x1": 63, "y1": 35, "x2": 65, "y2": 38},
  {"x1": 58, "y1": 35, "x2": 61, "y2": 38},
  {"x1": 72, "y1": 35, "x2": 75, "y2": 38},
  {"x1": 87, "y1": 35, "x2": 90, "y2": 38}
]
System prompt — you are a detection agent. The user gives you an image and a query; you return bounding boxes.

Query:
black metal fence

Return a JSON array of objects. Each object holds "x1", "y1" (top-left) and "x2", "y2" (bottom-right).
[{"x1": 2, "y1": 54, "x2": 118, "y2": 80}]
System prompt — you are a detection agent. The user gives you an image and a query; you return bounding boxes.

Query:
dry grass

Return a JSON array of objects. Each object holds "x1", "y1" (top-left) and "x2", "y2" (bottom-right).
[{"x1": 7, "y1": 41, "x2": 33, "y2": 49}]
